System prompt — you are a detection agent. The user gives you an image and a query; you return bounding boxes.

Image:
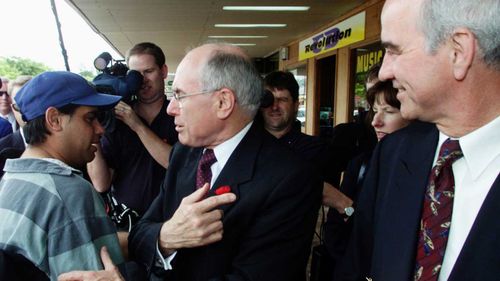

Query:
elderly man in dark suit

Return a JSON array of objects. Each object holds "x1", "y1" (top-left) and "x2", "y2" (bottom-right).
[
  {"x1": 127, "y1": 43, "x2": 322, "y2": 281},
  {"x1": 336, "y1": 0, "x2": 500, "y2": 280}
]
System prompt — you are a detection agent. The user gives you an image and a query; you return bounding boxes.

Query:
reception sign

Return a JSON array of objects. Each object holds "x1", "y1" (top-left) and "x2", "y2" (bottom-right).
[{"x1": 299, "y1": 12, "x2": 366, "y2": 60}]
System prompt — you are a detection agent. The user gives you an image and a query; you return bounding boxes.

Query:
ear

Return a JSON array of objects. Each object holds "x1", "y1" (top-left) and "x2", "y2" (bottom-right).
[
  {"x1": 45, "y1": 107, "x2": 64, "y2": 132},
  {"x1": 161, "y1": 64, "x2": 168, "y2": 79},
  {"x1": 450, "y1": 27, "x2": 476, "y2": 81},
  {"x1": 294, "y1": 100, "x2": 299, "y2": 113},
  {"x1": 215, "y1": 88, "x2": 236, "y2": 120}
]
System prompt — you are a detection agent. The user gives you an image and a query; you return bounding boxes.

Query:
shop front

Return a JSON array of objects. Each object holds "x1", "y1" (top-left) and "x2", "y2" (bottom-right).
[{"x1": 279, "y1": 0, "x2": 385, "y2": 137}]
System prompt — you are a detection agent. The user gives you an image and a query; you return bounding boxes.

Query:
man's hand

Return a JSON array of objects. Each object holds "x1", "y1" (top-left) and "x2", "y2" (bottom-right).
[
  {"x1": 113, "y1": 100, "x2": 172, "y2": 168},
  {"x1": 159, "y1": 183, "x2": 237, "y2": 255},
  {"x1": 114, "y1": 101, "x2": 143, "y2": 131},
  {"x1": 57, "y1": 246, "x2": 125, "y2": 281}
]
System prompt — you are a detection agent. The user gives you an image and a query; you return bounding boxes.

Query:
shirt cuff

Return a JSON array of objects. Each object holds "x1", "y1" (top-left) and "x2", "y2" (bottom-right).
[{"x1": 155, "y1": 240, "x2": 177, "y2": 270}]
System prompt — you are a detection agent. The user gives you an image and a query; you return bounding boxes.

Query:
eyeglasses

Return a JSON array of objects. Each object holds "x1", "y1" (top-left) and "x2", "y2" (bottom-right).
[
  {"x1": 0, "y1": 91, "x2": 9, "y2": 97},
  {"x1": 172, "y1": 89, "x2": 217, "y2": 101},
  {"x1": 12, "y1": 103, "x2": 21, "y2": 112}
]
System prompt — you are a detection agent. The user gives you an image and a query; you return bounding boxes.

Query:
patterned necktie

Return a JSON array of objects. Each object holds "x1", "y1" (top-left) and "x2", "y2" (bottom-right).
[
  {"x1": 196, "y1": 149, "x2": 217, "y2": 189},
  {"x1": 415, "y1": 139, "x2": 463, "y2": 281}
]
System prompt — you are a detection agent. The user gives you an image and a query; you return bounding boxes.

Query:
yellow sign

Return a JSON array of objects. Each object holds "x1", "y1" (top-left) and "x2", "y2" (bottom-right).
[
  {"x1": 356, "y1": 50, "x2": 383, "y2": 74},
  {"x1": 299, "y1": 12, "x2": 366, "y2": 61}
]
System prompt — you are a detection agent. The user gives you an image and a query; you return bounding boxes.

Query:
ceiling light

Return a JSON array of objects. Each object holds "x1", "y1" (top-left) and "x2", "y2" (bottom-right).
[
  {"x1": 215, "y1": 24, "x2": 286, "y2": 28},
  {"x1": 208, "y1": 35, "x2": 268, "y2": 39},
  {"x1": 223, "y1": 6, "x2": 310, "y2": 11},
  {"x1": 230, "y1": 43, "x2": 257, "y2": 46}
]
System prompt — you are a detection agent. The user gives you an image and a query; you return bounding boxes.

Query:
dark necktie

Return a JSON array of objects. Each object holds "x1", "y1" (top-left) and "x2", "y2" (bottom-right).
[
  {"x1": 415, "y1": 139, "x2": 463, "y2": 281},
  {"x1": 196, "y1": 149, "x2": 217, "y2": 189}
]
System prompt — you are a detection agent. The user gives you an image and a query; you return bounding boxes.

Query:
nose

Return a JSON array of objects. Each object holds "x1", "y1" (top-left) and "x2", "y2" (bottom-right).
[
  {"x1": 271, "y1": 98, "x2": 280, "y2": 110},
  {"x1": 378, "y1": 54, "x2": 394, "y2": 82},
  {"x1": 167, "y1": 98, "x2": 180, "y2": 116},
  {"x1": 94, "y1": 119, "x2": 105, "y2": 135},
  {"x1": 371, "y1": 112, "x2": 384, "y2": 128}
]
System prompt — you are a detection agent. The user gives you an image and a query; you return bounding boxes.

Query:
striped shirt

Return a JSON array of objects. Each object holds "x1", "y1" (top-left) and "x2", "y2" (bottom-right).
[{"x1": 0, "y1": 158, "x2": 124, "y2": 280}]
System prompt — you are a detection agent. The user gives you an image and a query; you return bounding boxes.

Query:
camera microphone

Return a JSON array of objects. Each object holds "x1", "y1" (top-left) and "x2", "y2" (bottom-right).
[{"x1": 94, "y1": 52, "x2": 113, "y2": 70}]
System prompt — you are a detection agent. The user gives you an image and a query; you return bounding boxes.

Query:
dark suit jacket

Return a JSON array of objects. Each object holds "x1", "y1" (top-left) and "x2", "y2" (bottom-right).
[
  {"x1": 336, "y1": 121, "x2": 500, "y2": 281},
  {"x1": 0, "y1": 118, "x2": 12, "y2": 139},
  {"x1": 0, "y1": 130, "x2": 25, "y2": 178},
  {"x1": 0, "y1": 250, "x2": 48, "y2": 281},
  {"x1": 129, "y1": 123, "x2": 322, "y2": 281}
]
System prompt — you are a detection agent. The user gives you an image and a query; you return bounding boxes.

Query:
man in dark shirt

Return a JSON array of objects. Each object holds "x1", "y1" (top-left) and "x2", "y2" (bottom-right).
[
  {"x1": 88, "y1": 42, "x2": 178, "y2": 218},
  {"x1": 261, "y1": 71, "x2": 352, "y2": 214}
]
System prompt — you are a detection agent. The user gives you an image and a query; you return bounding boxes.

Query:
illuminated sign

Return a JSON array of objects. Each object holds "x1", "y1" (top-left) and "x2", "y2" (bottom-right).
[{"x1": 299, "y1": 12, "x2": 366, "y2": 60}]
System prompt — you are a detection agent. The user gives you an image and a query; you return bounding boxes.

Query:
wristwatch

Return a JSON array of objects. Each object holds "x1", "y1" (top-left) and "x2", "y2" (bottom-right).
[{"x1": 343, "y1": 206, "x2": 355, "y2": 218}]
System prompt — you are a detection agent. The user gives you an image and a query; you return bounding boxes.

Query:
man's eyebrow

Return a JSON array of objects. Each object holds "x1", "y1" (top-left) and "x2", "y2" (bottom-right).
[
  {"x1": 381, "y1": 41, "x2": 400, "y2": 52},
  {"x1": 85, "y1": 109, "x2": 100, "y2": 116}
]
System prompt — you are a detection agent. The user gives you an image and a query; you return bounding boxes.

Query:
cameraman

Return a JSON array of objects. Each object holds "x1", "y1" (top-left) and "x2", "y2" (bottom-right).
[{"x1": 88, "y1": 42, "x2": 178, "y2": 230}]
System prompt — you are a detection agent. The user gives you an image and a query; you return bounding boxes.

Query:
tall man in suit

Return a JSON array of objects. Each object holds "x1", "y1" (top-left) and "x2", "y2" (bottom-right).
[
  {"x1": 128, "y1": 43, "x2": 322, "y2": 280},
  {"x1": 336, "y1": 0, "x2": 500, "y2": 280}
]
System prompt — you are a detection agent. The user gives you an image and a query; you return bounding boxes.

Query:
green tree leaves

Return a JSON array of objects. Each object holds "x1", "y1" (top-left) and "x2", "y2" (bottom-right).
[
  {"x1": 0, "y1": 56, "x2": 51, "y2": 79},
  {"x1": 0, "y1": 56, "x2": 97, "y2": 81}
]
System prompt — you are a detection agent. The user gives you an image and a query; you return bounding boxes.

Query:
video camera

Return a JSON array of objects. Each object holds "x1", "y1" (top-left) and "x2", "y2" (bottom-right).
[{"x1": 92, "y1": 52, "x2": 143, "y2": 131}]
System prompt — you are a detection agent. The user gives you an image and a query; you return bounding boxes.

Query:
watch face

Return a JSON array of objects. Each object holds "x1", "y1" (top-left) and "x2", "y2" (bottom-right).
[{"x1": 344, "y1": 206, "x2": 355, "y2": 217}]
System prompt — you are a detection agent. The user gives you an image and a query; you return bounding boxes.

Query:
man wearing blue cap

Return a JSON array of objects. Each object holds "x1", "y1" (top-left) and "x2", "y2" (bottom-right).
[{"x1": 0, "y1": 71, "x2": 125, "y2": 280}]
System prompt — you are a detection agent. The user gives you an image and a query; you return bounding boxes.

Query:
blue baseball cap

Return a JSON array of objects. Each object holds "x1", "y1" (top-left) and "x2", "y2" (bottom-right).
[{"x1": 15, "y1": 71, "x2": 122, "y2": 122}]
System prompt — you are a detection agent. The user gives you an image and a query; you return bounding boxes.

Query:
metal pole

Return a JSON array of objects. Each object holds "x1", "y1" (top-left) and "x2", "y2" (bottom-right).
[{"x1": 50, "y1": 0, "x2": 71, "y2": 71}]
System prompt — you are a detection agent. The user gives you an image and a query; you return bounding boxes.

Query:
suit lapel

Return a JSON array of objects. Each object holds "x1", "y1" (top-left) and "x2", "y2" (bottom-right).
[
  {"x1": 208, "y1": 123, "x2": 263, "y2": 214},
  {"x1": 378, "y1": 123, "x2": 439, "y2": 279},
  {"x1": 174, "y1": 147, "x2": 202, "y2": 204},
  {"x1": 174, "y1": 123, "x2": 262, "y2": 213},
  {"x1": 393, "y1": 124, "x2": 438, "y2": 217}
]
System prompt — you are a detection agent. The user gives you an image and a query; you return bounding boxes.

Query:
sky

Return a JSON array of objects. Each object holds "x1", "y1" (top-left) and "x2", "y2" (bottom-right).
[{"x1": 0, "y1": 0, "x2": 122, "y2": 73}]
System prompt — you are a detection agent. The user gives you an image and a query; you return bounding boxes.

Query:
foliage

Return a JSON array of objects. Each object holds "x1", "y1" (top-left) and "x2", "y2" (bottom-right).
[
  {"x1": 0, "y1": 56, "x2": 51, "y2": 79},
  {"x1": 79, "y1": 69, "x2": 97, "y2": 81},
  {"x1": 354, "y1": 72, "x2": 368, "y2": 110},
  {"x1": 0, "y1": 56, "x2": 97, "y2": 82}
]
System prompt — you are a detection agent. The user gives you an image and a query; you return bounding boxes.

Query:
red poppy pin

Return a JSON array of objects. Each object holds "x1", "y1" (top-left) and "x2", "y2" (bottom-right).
[{"x1": 215, "y1": 185, "x2": 231, "y2": 195}]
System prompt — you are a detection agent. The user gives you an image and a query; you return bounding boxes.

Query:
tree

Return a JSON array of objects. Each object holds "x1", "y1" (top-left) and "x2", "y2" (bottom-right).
[{"x1": 0, "y1": 56, "x2": 51, "y2": 79}]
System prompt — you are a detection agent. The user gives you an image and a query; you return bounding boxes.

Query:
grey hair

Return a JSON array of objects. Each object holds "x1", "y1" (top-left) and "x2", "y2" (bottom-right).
[
  {"x1": 200, "y1": 47, "x2": 263, "y2": 118},
  {"x1": 420, "y1": 0, "x2": 500, "y2": 71},
  {"x1": 8, "y1": 75, "x2": 32, "y2": 95}
]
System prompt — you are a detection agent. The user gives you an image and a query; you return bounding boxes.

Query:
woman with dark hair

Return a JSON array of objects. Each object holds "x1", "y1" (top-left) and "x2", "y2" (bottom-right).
[
  {"x1": 367, "y1": 80, "x2": 410, "y2": 141},
  {"x1": 322, "y1": 79, "x2": 410, "y2": 280}
]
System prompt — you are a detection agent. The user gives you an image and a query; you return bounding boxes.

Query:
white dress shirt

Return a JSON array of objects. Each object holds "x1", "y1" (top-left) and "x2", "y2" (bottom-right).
[{"x1": 438, "y1": 115, "x2": 500, "y2": 280}]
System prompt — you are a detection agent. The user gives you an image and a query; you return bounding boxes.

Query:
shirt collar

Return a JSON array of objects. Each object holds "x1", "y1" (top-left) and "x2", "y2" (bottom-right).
[
  {"x1": 1, "y1": 112, "x2": 14, "y2": 120},
  {"x1": 211, "y1": 121, "x2": 253, "y2": 170},
  {"x1": 4, "y1": 157, "x2": 82, "y2": 176},
  {"x1": 42, "y1": 158, "x2": 82, "y2": 173},
  {"x1": 438, "y1": 115, "x2": 500, "y2": 180}
]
